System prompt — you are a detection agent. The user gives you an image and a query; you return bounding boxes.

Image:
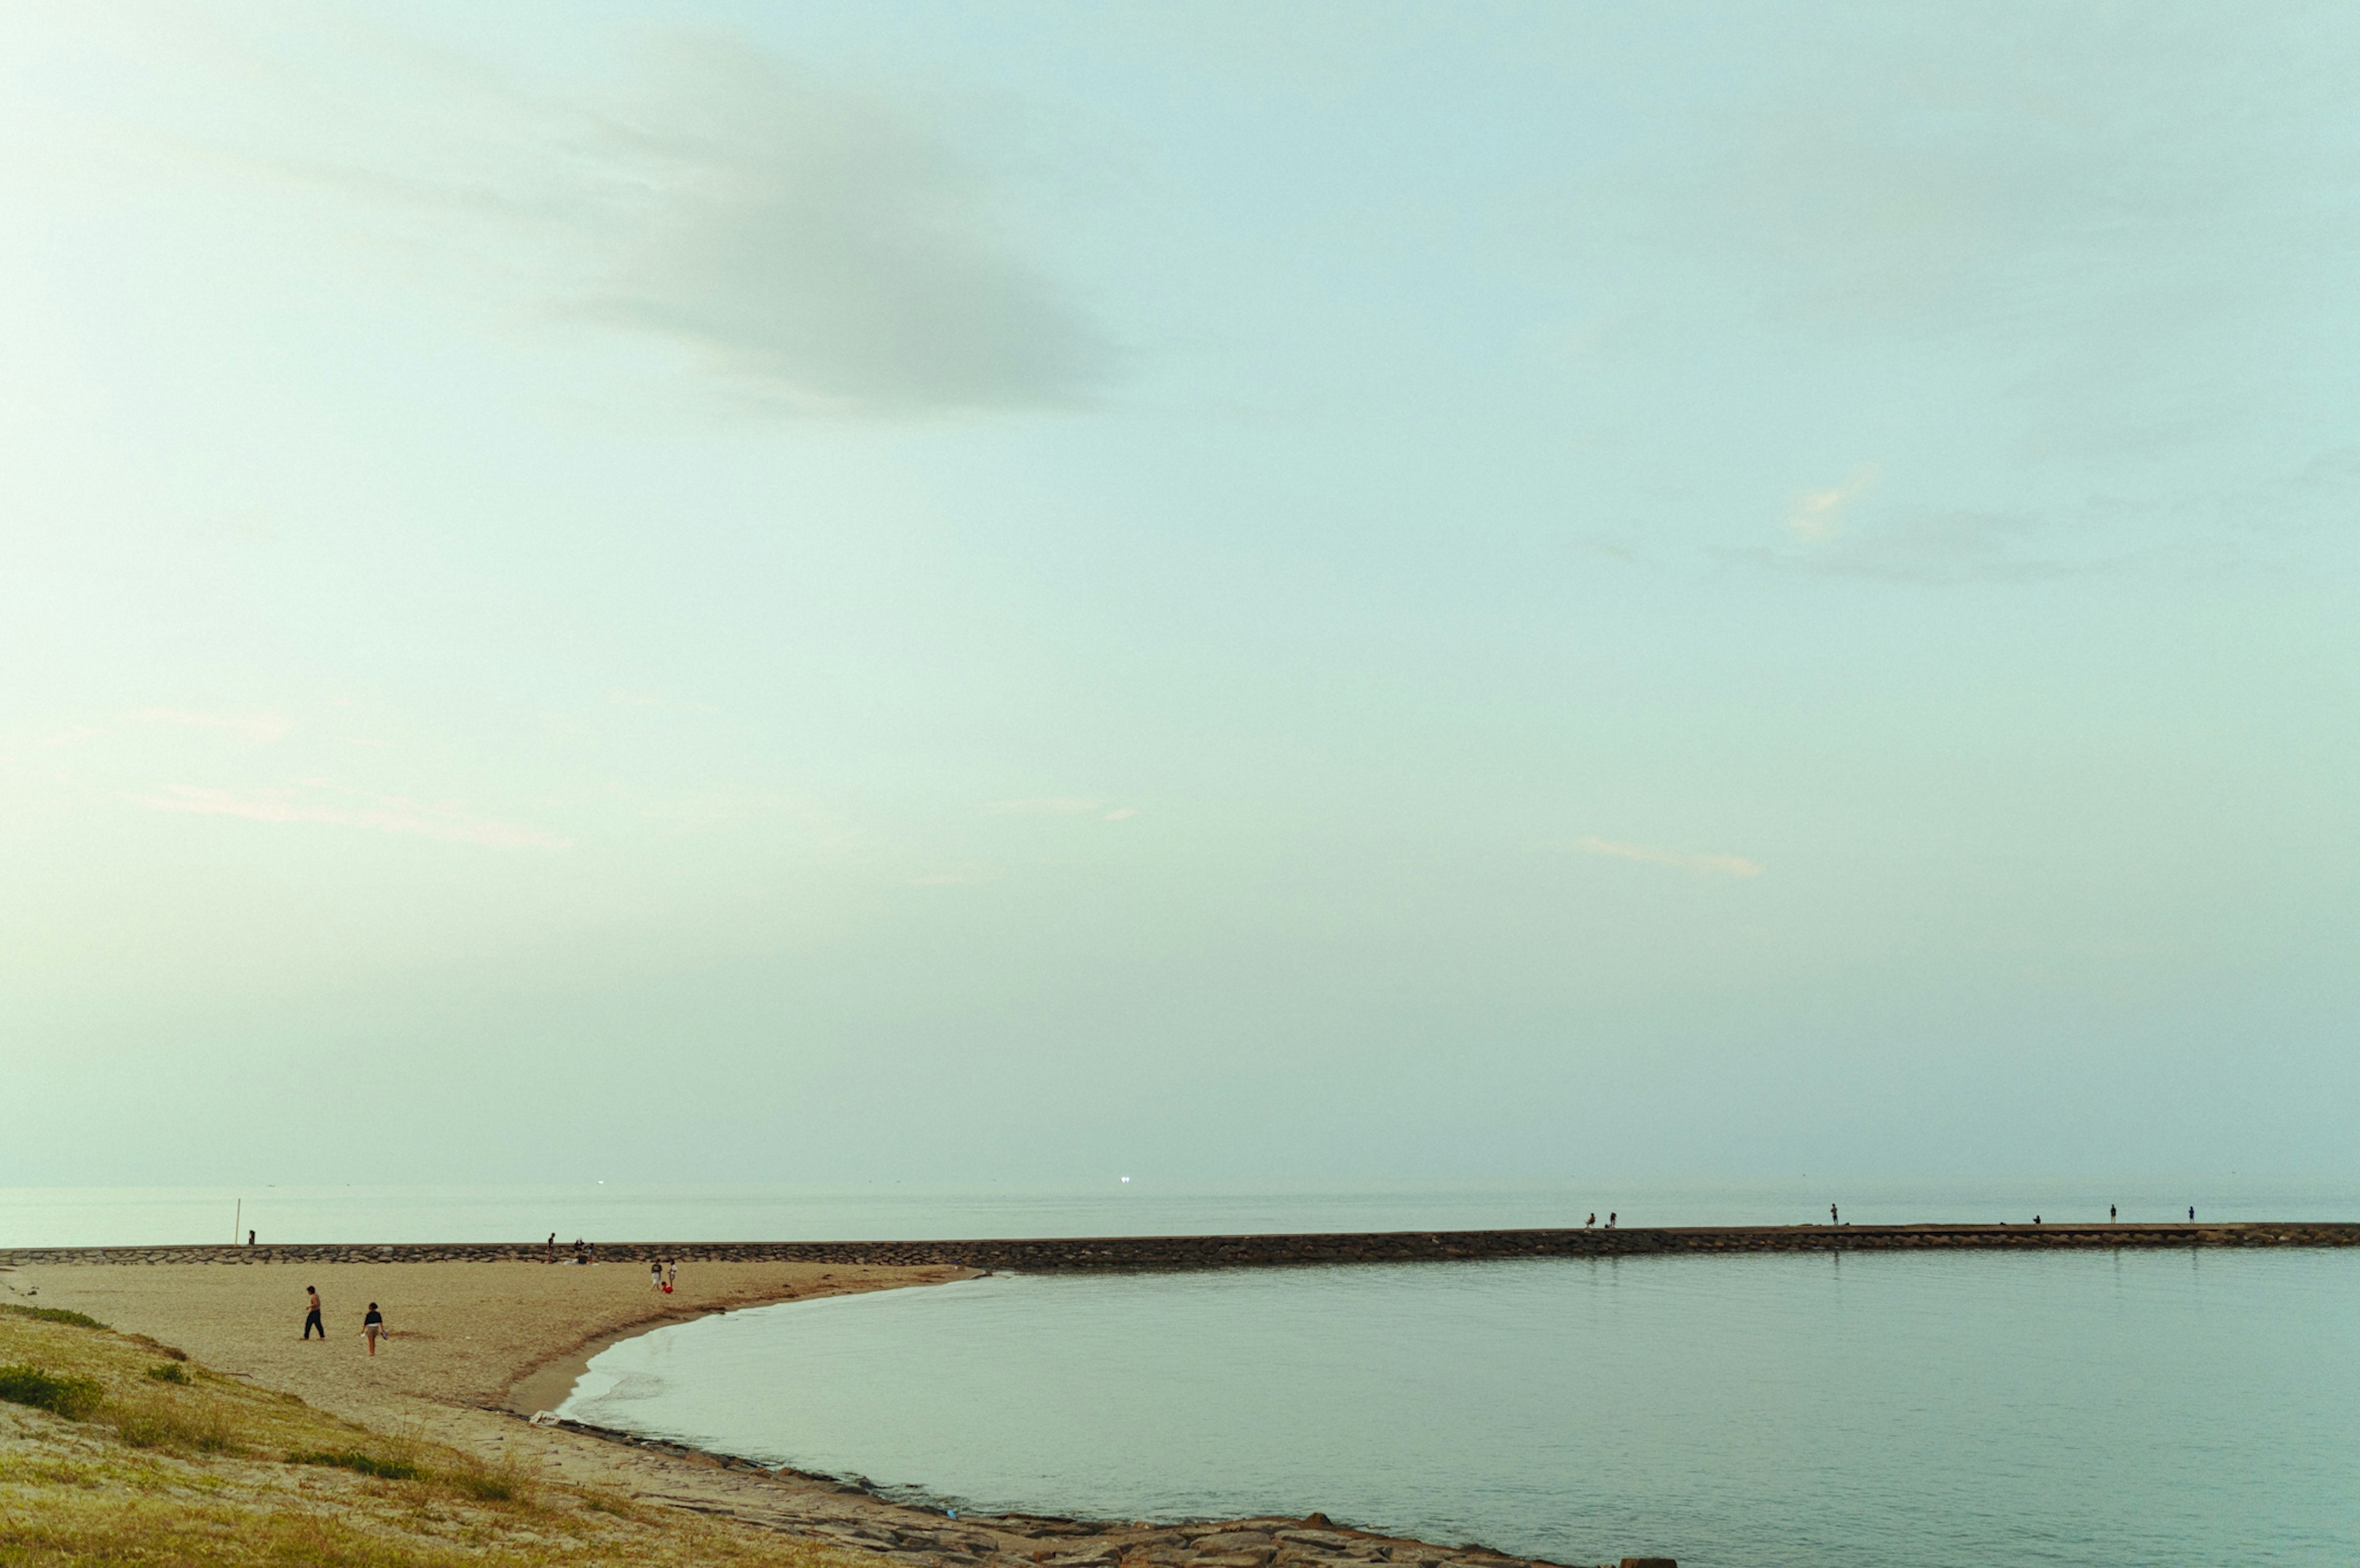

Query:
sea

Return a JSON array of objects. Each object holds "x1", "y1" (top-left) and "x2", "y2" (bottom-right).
[{"x1": 7, "y1": 1178, "x2": 2356, "y2": 1567}]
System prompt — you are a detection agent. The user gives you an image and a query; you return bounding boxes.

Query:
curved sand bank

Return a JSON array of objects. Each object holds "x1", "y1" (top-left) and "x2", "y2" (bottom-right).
[{"x1": 0, "y1": 1249, "x2": 1649, "y2": 1568}]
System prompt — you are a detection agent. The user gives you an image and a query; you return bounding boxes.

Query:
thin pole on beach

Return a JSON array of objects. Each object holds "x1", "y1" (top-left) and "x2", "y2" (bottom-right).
[{"x1": 234, "y1": 1198, "x2": 241, "y2": 1245}]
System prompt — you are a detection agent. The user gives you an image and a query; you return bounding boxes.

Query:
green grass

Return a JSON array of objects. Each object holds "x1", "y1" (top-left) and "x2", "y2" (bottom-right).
[
  {"x1": 0, "y1": 1303, "x2": 108, "y2": 1331},
  {"x1": 0, "y1": 1304, "x2": 892, "y2": 1567},
  {"x1": 291, "y1": 1448, "x2": 424, "y2": 1481},
  {"x1": 0, "y1": 1365, "x2": 104, "y2": 1419}
]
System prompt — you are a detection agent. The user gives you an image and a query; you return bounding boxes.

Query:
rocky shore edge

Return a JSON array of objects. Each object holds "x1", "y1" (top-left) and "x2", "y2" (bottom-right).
[
  {"x1": 521, "y1": 1410, "x2": 1672, "y2": 1568},
  {"x1": 6, "y1": 1221, "x2": 2352, "y2": 1270}
]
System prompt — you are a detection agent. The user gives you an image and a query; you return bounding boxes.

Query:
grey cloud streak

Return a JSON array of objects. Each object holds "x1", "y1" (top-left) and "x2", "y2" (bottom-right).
[
  {"x1": 579, "y1": 43, "x2": 1115, "y2": 414},
  {"x1": 200, "y1": 22, "x2": 1117, "y2": 417}
]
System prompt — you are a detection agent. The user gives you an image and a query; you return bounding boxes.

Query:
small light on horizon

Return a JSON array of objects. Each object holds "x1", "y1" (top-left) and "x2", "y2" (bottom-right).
[{"x1": 1120, "y1": 1176, "x2": 1131, "y2": 1183}]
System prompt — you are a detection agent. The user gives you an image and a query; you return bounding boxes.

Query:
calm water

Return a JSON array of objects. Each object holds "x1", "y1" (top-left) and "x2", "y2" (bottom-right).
[{"x1": 564, "y1": 1250, "x2": 2360, "y2": 1568}]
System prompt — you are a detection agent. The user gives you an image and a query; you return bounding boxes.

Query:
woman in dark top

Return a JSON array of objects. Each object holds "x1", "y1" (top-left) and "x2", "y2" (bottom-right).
[{"x1": 363, "y1": 1303, "x2": 387, "y2": 1356}]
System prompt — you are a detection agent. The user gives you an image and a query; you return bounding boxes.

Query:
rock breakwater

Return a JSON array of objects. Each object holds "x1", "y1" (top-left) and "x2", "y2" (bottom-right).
[{"x1": 4, "y1": 1221, "x2": 2351, "y2": 1271}]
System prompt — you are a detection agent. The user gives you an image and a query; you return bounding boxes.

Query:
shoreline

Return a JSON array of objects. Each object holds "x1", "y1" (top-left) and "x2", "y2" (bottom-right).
[
  {"x1": 500, "y1": 1271, "x2": 985, "y2": 1417},
  {"x1": 14, "y1": 1231, "x2": 2343, "y2": 1568},
  {"x1": 0, "y1": 1251, "x2": 1637, "y2": 1566}
]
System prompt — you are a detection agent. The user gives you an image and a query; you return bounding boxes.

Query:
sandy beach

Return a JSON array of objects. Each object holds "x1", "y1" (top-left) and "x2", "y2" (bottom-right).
[
  {"x1": 1, "y1": 1256, "x2": 986, "y2": 1534},
  {"x1": 1, "y1": 1253, "x2": 1607, "y2": 1567}
]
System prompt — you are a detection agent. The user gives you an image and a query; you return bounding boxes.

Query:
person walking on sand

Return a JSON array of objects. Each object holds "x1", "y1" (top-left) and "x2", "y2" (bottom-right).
[
  {"x1": 664, "y1": 1258, "x2": 677, "y2": 1293},
  {"x1": 546, "y1": 1233, "x2": 556, "y2": 1264},
  {"x1": 302, "y1": 1285, "x2": 324, "y2": 1341},
  {"x1": 650, "y1": 1258, "x2": 664, "y2": 1290},
  {"x1": 363, "y1": 1303, "x2": 387, "y2": 1356}
]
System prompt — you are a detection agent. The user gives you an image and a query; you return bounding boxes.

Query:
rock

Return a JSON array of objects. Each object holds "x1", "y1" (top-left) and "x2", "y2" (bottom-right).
[
  {"x1": 1301, "y1": 1515, "x2": 1332, "y2": 1530},
  {"x1": 1276, "y1": 1533, "x2": 1351, "y2": 1548},
  {"x1": 1191, "y1": 1534, "x2": 1274, "y2": 1552},
  {"x1": 1191, "y1": 1555, "x2": 1272, "y2": 1568},
  {"x1": 1619, "y1": 1559, "x2": 1677, "y2": 1568}
]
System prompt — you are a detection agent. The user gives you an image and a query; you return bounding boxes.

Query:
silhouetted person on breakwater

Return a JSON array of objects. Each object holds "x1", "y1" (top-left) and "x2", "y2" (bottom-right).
[
  {"x1": 1586, "y1": 1213, "x2": 1595, "y2": 1228},
  {"x1": 2110, "y1": 1205, "x2": 2117, "y2": 1222},
  {"x1": 2189, "y1": 1207, "x2": 2195, "y2": 1222},
  {"x1": 1830, "y1": 1204, "x2": 1839, "y2": 1225}
]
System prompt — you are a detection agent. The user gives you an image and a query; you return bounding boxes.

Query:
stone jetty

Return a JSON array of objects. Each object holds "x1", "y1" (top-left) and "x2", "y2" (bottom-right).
[{"x1": 4, "y1": 1220, "x2": 2352, "y2": 1270}]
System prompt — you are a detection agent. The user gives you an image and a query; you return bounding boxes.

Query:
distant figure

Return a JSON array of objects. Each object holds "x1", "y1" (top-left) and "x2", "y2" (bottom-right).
[
  {"x1": 302, "y1": 1285, "x2": 324, "y2": 1341},
  {"x1": 2188, "y1": 1207, "x2": 2195, "y2": 1222},
  {"x1": 650, "y1": 1259, "x2": 664, "y2": 1290},
  {"x1": 2034, "y1": 1215, "x2": 2042, "y2": 1225},
  {"x1": 664, "y1": 1258, "x2": 677, "y2": 1293},
  {"x1": 546, "y1": 1233, "x2": 557, "y2": 1264},
  {"x1": 1830, "y1": 1204, "x2": 1839, "y2": 1225},
  {"x1": 363, "y1": 1302, "x2": 387, "y2": 1356},
  {"x1": 1585, "y1": 1213, "x2": 1596, "y2": 1228},
  {"x1": 572, "y1": 1238, "x2": 588, "y2": 1265},
  {"x1": 2109, "y1": 1205, "x2": 2117, "y2": 1222},
  {"x1": 247, "y1": 1229, "x2": 256, "y2": 1247},
  {"x1": 1608, "y1": 1212, "x2": 1617, "y2": 1228}
]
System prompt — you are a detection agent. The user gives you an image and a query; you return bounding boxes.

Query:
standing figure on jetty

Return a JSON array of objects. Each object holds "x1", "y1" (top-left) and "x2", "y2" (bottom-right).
[{"x1": 302, "y1": 1285, "x2": 324, "y2": 1341}]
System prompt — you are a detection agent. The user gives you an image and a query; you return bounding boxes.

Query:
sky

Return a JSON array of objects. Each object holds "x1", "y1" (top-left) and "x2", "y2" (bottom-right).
[{"x1": 2, "y1": 1, "x2": 2355, "y2": 1187}]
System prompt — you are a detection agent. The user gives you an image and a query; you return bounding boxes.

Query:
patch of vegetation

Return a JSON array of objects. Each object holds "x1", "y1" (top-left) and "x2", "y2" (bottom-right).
[
  {"x1": 0, "y1": 1303, "x2": 108, "y2": 1331},
  {"x1": 444, "y1": 1456, "x2": 530, "y2": 1503},
  {"x1": 291, "y1": 1448, "x2": 423, "y2": 1481},
  {"x1": 109, "y1": 1392, "x2": 243, "y2": 1454},
  {"x1": 145, "y1": 1361, "x2": 191, "y2": 1384},
  {"x1": 0, "y1": 1301, "x2": 887, "y2": 1567},
  {"x1": 0, "y1": 1363, "x2": 105, "y2": 1419}
]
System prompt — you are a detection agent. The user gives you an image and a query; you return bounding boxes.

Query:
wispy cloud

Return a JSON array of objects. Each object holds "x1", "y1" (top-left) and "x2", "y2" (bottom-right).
[
  {"x1": 588, "y1": 43, "x2": 1117, "y2": 416},
  {"x1": 907, "y1": 861, "x2": 998, "y2": 887},
  {"x1": 1786, "y1": 466, "x2": 1879, "y2": 543},
  {"x1": 1739, "y1": 507, "x2": 2099, "y2": 584},
  {"x1": 129, "y1": 783, "x2": 569, "y2": 850},
  {"x1": 1569, "y1": 836, "x2": 1763, "y2": 879},
  {"x1": 133, "y1": 708, "x2": 293, "y2": 743},
  {"x1": 34, "y1": 725, "x2": 108, "y2": 749},
  {"x1": 982, "y1": 796, "x2": 1109, "y2": 817},
  {"x1": 191, "y1": 22, "x2": 1116, "y2": 417}
]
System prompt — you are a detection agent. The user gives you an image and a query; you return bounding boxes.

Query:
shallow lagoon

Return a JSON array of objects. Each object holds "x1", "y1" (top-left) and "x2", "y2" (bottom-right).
[{"x1": 567, "y1": 1249, "x2": 2359, "y2": 1568}]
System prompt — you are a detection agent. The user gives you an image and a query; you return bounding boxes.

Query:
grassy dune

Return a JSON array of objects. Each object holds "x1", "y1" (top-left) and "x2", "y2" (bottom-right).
[{"x1": 0, "y1": 1303, "x2": 878, "y2": 1567}]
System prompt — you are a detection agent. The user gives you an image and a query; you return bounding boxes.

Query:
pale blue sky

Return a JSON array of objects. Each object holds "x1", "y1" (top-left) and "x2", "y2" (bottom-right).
[{"x1": 3, "y1": 2, "x2": 2354, "y2": 1185}]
